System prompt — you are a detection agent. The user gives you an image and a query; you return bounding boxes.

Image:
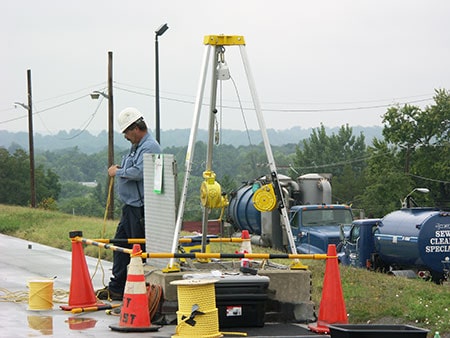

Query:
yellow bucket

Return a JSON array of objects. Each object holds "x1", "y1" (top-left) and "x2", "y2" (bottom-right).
[
  {"x1": 28, "y1": 315, "x2": 53, "y2": 335},
  {"x1": 28, "y1": 279, "x2": 54, "y2": 311}
]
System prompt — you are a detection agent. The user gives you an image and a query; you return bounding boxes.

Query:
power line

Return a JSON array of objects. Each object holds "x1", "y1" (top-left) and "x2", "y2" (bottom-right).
[
  {"x1": 407, "y1": 173, "x2": 450, "y2": 185},
  {"x1": 0, "y1": 82, "x2": 437, "y2": 129},
  {"x1": 59, "y1": 97, "x2": 105, "y2": 140},
  {"x1": 114, "y1": 80, "x2": 434, "y2": 106},
  {"x1": 288, "y1": 152, "x2": 389, "y2": 171},
  {"x1": 34, "y1": 94, "x2": 88, "y2": 114},
  {"x1": 261, "y1": 93, "x2": 434, "y2": 106},
  {"x1": 261, "y1": 98, "x2": 433, "y2": 113},
  {"x1": 35, "y1": 82, "x2": 106, "y2": 103},
  {"x1": 289, "y1": 155, "x2": 449, "y2": 185},
  {"x1": 113, "y1": 84, "x2": 435, "y2": 113},
  {"x1": 0, "y1": 83, "x2": 106, "y2": 126},
  {"x1": 0, "y1": 94, "x2": 90, "y2": 126}
]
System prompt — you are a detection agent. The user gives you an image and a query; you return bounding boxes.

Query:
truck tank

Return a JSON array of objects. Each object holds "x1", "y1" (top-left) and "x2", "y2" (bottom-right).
[
  {"x1": 227, "y1": 184, "x2": 261, "y2": 235},
  {"x1": 227, "y1": 175, "x2": 298, "y2": 237},
  {"x1": 297, "y1": 173, "x2": 331, "y2": 204},
  {"x1": 375, "y1": 208, "x2": 450, "y2": 275}
]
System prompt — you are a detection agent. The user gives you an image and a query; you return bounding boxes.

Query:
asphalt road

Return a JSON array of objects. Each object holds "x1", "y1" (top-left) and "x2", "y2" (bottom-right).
[{"x1": 0, "y1": 233, "x2": 325, "y2": 338}]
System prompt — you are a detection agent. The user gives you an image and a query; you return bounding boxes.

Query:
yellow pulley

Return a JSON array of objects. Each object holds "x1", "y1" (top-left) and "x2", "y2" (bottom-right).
[
  {"x1": 253, "y1": 183, "x2": 277, "y2": 212},
  {"x1": 200, "y1": 171, "x2": 223, "y2": 209}
]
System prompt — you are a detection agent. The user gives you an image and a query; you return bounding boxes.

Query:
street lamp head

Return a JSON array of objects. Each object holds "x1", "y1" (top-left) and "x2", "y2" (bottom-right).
[
  {"x1": 401, "y1": 187, "x2": 430, "y2": 208},
  {"x1": 155, "y1": 23, "x2": 169, "y2": 36},
  {"x1": 90, "y1": 90, "x2": 108, "y2": 100},
  {"x1": 415, "y1": 188, "x2": 430, "y2": 194},
  {"x1": 13, "y1": 102, "x2": 29, "y2": 110}
]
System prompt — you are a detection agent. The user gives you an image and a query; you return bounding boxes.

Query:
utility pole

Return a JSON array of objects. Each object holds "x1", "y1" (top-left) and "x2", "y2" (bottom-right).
[
  {"x1": 107, "y1": 51, "x2": 114, "y2": 220},
  {"x1": 89, "y1": 52, "x2": 114, "y2": 219},
  {"x1": 27, "y1": 69, "x2": 36, "y2": 208}
]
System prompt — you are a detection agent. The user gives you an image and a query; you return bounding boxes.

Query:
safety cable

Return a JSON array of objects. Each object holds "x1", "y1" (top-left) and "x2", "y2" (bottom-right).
[
  {"x1": 0, "y1": 287, "x2": 69, "y2": 304},
  {"x1": 229, "y1": 76, "x2": 253, "y2": 146}
]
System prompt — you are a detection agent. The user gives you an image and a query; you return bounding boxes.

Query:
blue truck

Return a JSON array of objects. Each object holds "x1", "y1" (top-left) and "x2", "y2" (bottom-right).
[
  {"x1": 289, "y1": 204, "x2": 353, "y2": 254},
  {"x1": 338, "y1": 208, "x2": 450, "y2": 283},
  {"x1": 226, "y1": 173, "x2": 354, "y2": 254}
]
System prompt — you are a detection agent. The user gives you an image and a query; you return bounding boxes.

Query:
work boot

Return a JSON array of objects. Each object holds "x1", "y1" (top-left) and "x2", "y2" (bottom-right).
[{"x1": 95, "y1": 287, "x2": 123, "y2": 301}]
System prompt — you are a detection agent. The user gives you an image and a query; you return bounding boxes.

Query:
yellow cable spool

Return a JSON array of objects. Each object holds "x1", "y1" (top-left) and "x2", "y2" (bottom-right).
[
  {"x1": 28, "y1": 279, "x2": 54, "y2": 311},
  {"x1": 252, "y1": 183, "x2": 277, "y2": 212},
  {"x1": 171, "y1": 279, "x2": 222, "y2": 338},
  {"x1": 200, "y1": 171, "x2": 223, "y2": 209}
]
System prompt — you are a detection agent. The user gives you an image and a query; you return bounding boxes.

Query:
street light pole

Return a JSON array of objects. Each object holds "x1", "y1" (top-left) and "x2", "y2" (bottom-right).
[{"x1": 154, "y1": 23, "x2": 169, "y2": 144}]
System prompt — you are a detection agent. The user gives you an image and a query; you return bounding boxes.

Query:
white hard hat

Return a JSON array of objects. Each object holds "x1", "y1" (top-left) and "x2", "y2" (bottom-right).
[{"x1": 118, "y1": 107, "x2": 144, "y2": 132}]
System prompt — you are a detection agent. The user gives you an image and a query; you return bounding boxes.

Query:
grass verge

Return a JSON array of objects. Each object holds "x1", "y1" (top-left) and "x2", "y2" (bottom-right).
[{"x1": 0, "y1": 204, "x2": 448, "y2": 336}]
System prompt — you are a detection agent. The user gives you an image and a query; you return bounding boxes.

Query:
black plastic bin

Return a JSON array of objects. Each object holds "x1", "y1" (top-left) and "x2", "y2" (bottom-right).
[
  {"x1": 329, "y1": 324, "x2": 429, "y2": 338},
  {"x1": 214, "y1": 274, "x2": 270, "y2": 328}
]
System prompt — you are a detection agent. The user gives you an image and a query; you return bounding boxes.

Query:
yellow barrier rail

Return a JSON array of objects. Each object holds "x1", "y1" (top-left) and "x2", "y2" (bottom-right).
[
  {"x1": 71, "y1": 232, "x2": 332, "y2": 261},
  {"x1": 91, "y1": 237, "x2": 244, "y2": 244}
]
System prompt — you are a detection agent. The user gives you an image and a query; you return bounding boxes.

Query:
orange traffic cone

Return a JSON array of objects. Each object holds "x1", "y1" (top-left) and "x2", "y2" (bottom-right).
[
  {"x1": 238, "y1": 230, "x2": 253, "y2": 270},
  {"x1": 66, "y1": 317, "x2": 97, "y2": 330},
  {"x1": 240, "y1": 230, "x2": 252, "y2": 254},
  {"x1": 60, "y1": 231, "x2": 105, "y2": 311},
  {"x1": 109, "y1": 244, "x2": 160, "y2": 332},
  {"x1": 308, "y1": 244, "x2": 348, "y2": 334}
]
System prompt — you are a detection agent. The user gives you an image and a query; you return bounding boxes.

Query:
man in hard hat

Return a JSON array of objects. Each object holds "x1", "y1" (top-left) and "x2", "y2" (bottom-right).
[{"x1": 96, "y1": 107, "x2": 161, "y2": 301}]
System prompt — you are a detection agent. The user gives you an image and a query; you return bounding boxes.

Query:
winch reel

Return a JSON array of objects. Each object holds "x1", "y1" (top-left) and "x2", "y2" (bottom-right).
[
  {"x1": 200, "y1": 170, "x2": 227, "y2": 209},
  {"x1": 252, "y1": 183, "x2": 277, "y2": 212}
]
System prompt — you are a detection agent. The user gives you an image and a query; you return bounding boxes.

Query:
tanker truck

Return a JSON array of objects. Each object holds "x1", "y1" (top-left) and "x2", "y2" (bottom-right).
[
  {"x1": 338, "y1": 208, "x2": 450, "y2": 283},
  {"x1": 226, "y1": 173, "x2": 354, "y2": 254}
]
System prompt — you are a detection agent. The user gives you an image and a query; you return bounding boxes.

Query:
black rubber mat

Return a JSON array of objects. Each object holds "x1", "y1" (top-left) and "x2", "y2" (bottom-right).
[{"x1": 221, "y1": 323, "x2": 331, "y2": 337}]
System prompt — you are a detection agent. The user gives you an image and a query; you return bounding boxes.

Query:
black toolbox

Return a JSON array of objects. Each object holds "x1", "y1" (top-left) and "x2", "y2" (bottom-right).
[{"x1": 214, "y1": 274, "x2": 270, "y2": 328}]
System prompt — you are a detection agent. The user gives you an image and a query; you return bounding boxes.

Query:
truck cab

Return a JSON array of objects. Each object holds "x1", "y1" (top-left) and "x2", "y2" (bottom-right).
[
  {"x1": 337, "y1": 218, "x2": 381, "y2": 268},
  {"x1": 289, "y1": 204, "x2": 354, "y2": 254}
]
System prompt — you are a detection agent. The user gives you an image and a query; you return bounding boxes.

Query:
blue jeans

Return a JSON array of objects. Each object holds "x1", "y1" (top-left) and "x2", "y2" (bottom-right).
[{"x1": 108, "y1": 204, "x2": 145, "y2": 294}]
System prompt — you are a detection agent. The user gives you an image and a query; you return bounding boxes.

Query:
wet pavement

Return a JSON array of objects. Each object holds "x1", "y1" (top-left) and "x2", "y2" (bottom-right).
[{"x1": 0, "y1": 233, "x2": 325, "y2": 337}]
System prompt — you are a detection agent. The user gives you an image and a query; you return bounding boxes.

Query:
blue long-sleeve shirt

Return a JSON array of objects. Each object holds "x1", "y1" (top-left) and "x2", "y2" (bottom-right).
[{"x1": 115, "y1": 133, "x2": 162, "y2": 207}]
